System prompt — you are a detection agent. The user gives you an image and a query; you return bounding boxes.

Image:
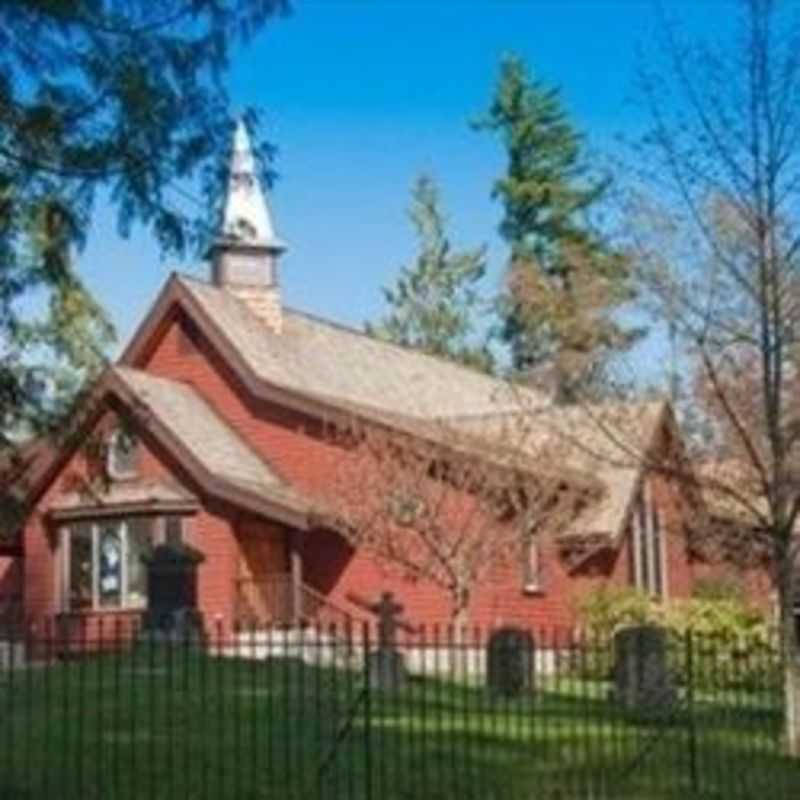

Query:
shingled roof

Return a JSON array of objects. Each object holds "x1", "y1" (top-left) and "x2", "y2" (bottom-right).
[
  {"x1": 108, "y1": 367, "x2": 311, "y2": 525},
  {"x1": 177, "y1": 276, "x2": 546, "y2": 420},
  {"x1": 448, "y1": 400, "x2": 668, "y2": 541},
  {"x1": 120, "y1": 274, "x2": 671, "y2": 547}
]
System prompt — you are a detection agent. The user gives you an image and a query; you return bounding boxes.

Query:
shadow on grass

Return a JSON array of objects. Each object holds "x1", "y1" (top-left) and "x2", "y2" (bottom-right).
[{"x1": 0, "y1": 647, "x2": 796, "y2": 800}]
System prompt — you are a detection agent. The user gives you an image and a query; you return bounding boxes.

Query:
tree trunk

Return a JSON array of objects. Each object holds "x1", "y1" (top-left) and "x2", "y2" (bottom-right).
[
  {"x1": 779, "y1": 580, "x2": 800, "y2": 756},
  {"x1": 786, "y1": 653, "x2": 800, "y2": 758}
]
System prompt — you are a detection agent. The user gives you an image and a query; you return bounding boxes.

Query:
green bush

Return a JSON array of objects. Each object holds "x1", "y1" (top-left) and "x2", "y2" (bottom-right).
[
  {"x1": 576, "y1": 586, "x2": 658, "y2": 644},
  {"x1": 573, "y1": 587, "x2": 658, "y2": 680},
  {"x1": 691, "y1": 575, "x2": 745, "y2": 603},
  {"x1": 574, "y1": 586, "x2": 780, "y2": 690},
  {"x1": 664, "y1": 596, "x2": 779, "y2": 691}
]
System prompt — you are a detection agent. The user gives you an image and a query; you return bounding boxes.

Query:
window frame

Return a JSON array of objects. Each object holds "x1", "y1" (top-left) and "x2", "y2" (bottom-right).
[
  {"x1": 630, "y1": 481, "x2": 668, "y2": 599},
  {"x1": 60, "y1": 516, "x2": 158, "y2": 613},
  {"x1": 522, "y1": 535, "x2": 543, "y2": 595}
]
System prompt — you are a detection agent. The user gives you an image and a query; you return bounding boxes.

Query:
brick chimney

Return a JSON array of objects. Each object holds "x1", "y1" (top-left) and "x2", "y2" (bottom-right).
[{"x1": 209, "y1": 119, "x2": 286, "y2": 332}]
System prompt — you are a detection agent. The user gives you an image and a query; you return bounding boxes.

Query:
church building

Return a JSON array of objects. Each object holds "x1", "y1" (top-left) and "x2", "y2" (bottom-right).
[{"x1": 4, "y1": 122, "x2": 700, "y2": 636}]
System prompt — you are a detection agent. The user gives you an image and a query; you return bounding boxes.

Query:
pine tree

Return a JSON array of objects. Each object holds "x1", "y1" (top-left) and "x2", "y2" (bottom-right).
[
  {"x1": 475, "y1": 55, "x2": 637, "y2": 400},
  {"x1": 367, "y1": 175, "x2": 494, "y2": 373}
]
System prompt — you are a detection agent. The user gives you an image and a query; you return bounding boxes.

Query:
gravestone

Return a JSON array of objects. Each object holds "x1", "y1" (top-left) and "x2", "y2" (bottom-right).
[
  {"x1": 612, "y1": 625, "x2": 676, "y2": 713},
  {"x1": 365, "y1": 592, "x2": 407, "y2": 691},
  {"x1": 0, "y1": 639, "x2": 25, "y2": 671},
  {"x1": 142, "y1": 542, "x2": 205, "y2": 642},
  {"x1": 487, "y1": 628, "x2": 535, "y2": 698}
]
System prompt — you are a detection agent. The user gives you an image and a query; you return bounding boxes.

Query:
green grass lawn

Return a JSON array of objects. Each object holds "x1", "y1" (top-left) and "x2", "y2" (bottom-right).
[{"x1": 0, "y1": 643, "x2": 797, "y2": 800}]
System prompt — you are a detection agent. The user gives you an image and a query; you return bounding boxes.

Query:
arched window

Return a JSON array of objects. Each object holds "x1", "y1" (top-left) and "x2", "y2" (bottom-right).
[{"x1": 107, "y1": 429, "x2": 138, "y2": 480}]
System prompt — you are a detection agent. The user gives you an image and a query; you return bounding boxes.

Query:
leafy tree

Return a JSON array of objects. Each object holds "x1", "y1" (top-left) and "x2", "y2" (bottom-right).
[
  {"x1": 367, "y1": 175, "x2": 494, "y2": 373},
  {"x1": 0, "y1": 0, "x2": 288, "y2": 451},
  {"x1": 475, "y1": 55, "x2": 637, "y2": 400}
]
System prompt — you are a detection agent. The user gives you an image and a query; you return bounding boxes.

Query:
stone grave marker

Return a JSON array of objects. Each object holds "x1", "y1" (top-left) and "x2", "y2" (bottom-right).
[
  {"x1": 365, "y1": 591, "x2": 407, "y2": 691},
  {"x1": 612, "y1": 625, "x2": 677, "y2": 714},
  {"x1": 142, "y1": 542, "x2": 205, "y2": 642},
  {"x1": 487, "y1": 627, "x2": 535, "y2": 699}
]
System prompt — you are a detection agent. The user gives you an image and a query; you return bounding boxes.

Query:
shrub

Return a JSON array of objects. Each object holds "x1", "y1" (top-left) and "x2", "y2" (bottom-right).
[
  {"x1": 576, "y1": 586, "x2": 658, "y2": 644},
  {"x1": 573, "y1": 587, "x2": 658, "y2": 680},
  {"x1": 664, "y1": 597, "x2": 779, "y2": 691},
  {"x1": 691, "y1": 575, "x2": 745, "y2": 603},
  {"x1": 574, "y1": 586, "x2": 779, "y2": 690}
]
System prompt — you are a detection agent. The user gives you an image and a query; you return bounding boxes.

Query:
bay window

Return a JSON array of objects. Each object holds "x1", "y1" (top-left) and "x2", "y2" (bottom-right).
[{"x1": 61, "y1": 515, "x2": 185, "y2": 612}]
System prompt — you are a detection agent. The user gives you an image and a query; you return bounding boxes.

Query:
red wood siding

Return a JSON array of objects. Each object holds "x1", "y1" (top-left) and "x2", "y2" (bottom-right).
[
  {"x1": 131, "y1": 307, "x2": 697, "y2": 627},
  {"x1": 21, "y1": 406, "x2": 285, "y2": 630}
]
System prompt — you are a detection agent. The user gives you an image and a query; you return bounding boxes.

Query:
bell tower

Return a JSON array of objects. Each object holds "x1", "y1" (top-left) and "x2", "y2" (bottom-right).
[{"x1": 209, "y1": 119, "x2": 286, "y2": 332}]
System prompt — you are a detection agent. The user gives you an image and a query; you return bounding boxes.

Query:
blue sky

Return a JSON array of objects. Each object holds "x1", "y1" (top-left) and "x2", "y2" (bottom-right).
[{"x1": 77, "y1": 0, "x2": 732, "y2": 384}]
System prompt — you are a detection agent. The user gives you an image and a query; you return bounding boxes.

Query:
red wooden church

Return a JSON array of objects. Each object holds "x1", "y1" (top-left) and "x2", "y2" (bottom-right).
[{"x1": 2, "y1": 123, "x2": 704, "y2": 635}]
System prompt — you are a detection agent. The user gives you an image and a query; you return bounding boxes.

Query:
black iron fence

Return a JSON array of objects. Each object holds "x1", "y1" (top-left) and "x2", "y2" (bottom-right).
[
  {"x1": 0, "y1": 593, "x2": 21, "y2": 625},
  {"x1": 0, "y1": 617, "x2": 797, "y2": 799}
]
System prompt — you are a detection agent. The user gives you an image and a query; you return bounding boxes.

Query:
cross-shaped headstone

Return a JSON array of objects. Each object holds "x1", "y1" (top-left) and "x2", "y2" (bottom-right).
[{"x1": 369, "y1": 591, "x2": 404, "y2": 651}]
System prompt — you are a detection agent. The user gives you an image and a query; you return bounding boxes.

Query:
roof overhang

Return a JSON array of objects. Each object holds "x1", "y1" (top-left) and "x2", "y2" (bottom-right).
[
  {"x1": 553, "y1": 400, "x2": 676, "y2": 574},
  {"x1": 49, "y1": 499, "x2": 199, "y2": 522},
  {"x1": 11, "y1": 368, "x2": 312, "y2": 532},
  {"x1": 48, "y1": 478, "x2": 201, "y2": 522}
]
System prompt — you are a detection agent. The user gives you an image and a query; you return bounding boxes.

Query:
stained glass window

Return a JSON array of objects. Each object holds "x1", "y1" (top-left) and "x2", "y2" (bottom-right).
[
  {"x1": 637, "y1": 496, "x2": 650, "y2": 593},
  {"x1": 651, "y1": 505, "x2": 664, "y2": 597}
]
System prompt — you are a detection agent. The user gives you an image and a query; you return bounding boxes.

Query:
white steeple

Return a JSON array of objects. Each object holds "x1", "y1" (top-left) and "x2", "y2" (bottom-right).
[
  {"x1": 211, "y1": 118, "x2": 286, "y2": 332},
  {"x1": 221, "y1": 119, "x2": 285, "y2": 252}
]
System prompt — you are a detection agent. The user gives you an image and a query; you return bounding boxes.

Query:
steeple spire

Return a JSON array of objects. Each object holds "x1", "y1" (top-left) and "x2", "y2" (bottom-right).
[
  {"x1": 210, "y1": 118, "x2": 286, "y2": 332},
  {"x1": 221, "y1": 119, "x2": 285, "y2": 252}
]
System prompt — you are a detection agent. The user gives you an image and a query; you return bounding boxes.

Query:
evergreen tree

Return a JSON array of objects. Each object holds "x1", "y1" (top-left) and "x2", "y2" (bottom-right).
[
  {"x1": 368, "y1": 175, "x2": 494, "y2": 373},
  {"x1": 0, "y1": 1, "x2": 288, "y2": 452},
  {"x1": 475, "y1": 55, "x2": 637, "y2": 400}
]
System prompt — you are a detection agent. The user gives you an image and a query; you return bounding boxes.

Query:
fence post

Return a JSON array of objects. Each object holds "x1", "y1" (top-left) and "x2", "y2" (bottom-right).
[
  {"x1": 685, "y1": 630, "x2": 699, "y2": 794},
  {"x1": 362, "y1": 622, "x2": 373, "y2": 800}
]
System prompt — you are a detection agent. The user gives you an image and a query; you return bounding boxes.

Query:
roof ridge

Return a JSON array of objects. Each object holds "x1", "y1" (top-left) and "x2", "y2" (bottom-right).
[{"x1": 175, "y1": 273, "x2": 526, "y2": 390}]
